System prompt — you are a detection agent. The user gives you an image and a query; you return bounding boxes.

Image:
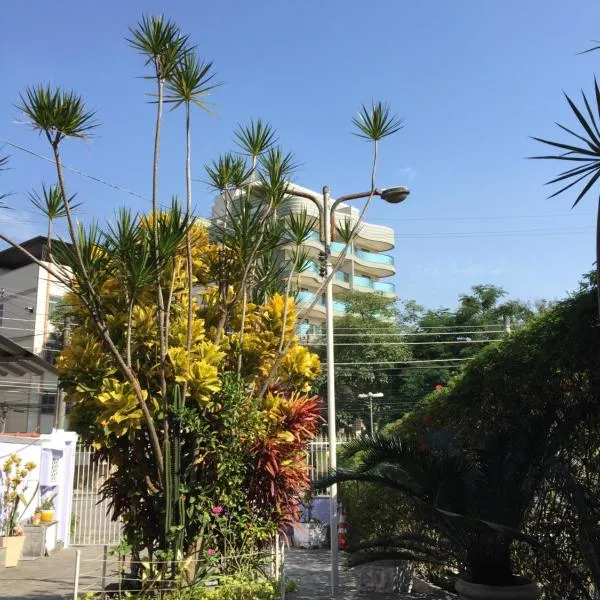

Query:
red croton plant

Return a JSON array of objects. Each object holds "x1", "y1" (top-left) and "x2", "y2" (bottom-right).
[{"x1": 247, "y1": 391, "x2": 322, "y2": 529}]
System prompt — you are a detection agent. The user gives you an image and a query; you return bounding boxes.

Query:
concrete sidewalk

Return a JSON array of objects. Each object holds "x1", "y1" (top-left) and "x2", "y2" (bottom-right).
[
  {"x1": 0, "y1": 547, "x2": 113, "y2": 600},
  {"x1": 285, "y1": 548, "x2": 454, "y2": 599}
]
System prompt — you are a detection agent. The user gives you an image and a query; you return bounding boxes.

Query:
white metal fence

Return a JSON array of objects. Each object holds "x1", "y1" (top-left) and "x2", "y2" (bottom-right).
[
  {"x1": 71, "y1": 444, "x2": 122, "y2": 546},
  {"x1": 307, "y1": 432, "x2": 355, "y2": 495},
  {"x1": 70, "y1": 433, "x2": 352, "y2": 544}
]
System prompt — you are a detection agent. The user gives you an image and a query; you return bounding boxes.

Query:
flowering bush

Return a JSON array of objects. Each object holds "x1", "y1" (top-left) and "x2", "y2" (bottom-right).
[{"x1": 1, "y1": 454, "x2": 36, "y2": 536}]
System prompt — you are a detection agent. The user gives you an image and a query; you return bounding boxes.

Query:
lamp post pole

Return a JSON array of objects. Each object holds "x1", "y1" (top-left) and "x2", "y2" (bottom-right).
[
  {"x1": 288, "y1": 184, "x2": 409, "y2": 598},
  {"x1": 321, "y1": 185, "x2": 340, "y2": 596},
  {"x1": 358, "y1": 392, "x2": 384, "y2": 437}
]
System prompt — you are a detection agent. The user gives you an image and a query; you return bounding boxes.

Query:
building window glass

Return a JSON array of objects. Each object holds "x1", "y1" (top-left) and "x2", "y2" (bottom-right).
[{"x1": 41, "y1": 392, "x2": 56, "y2": 415}]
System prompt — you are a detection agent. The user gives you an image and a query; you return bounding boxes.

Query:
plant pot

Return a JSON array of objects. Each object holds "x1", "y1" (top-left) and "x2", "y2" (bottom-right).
[
  {"x1": 40, "y1": 510, "x2": 54, "y2": 523},
  {"x1": 32, "y1": 512, "x2": 41, "y2": 526},
  {"x1": 1, "y1": 535, "x2": 26, "y2": 567},
  {"x1": 456, "y1": 577, "x2": 541, "y2": 600}
]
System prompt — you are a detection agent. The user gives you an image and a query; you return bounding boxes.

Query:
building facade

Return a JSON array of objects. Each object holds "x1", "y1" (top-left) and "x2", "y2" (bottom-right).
[
  {"x1": 211, "y1": 182, "x2": 397, "y2": 332},
  {"x1": 0, "y1": 237, "x2": 65, "y2": 433}
]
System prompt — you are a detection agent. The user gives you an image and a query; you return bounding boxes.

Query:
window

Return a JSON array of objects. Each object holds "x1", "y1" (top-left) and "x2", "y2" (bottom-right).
[{"x1": 41, "y1": 392, "x2": 57, "y2": 415}]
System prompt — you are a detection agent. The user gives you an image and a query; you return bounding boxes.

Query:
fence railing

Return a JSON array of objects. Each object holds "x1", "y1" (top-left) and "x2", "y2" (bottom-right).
[
  {"x1": 71, "y1": 444, "x2": 122, "y2": 546},
  {"x1": 307, "y1": 432, "x2": 355, "y2": 496}
]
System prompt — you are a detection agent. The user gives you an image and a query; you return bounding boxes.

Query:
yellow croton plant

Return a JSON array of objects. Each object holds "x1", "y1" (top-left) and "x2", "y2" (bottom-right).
[{"x1": 57, "y1": 222, "x2": 321, "y2": 442}]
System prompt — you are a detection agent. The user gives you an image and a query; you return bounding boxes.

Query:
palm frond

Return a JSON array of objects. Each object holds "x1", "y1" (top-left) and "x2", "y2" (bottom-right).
[
  {"x1": 352, "y1": 101, "x2": 403, "y2": 141},
  {"x1": 18, "y1": 85, "x2": 98, "y2": 144},
  {"x1": 165, "y1": 51, "x2": 220, "y2": 110},
  {"x1": 532, "y1": 81, "x2": 600, "y2": 207},
  {"x1": 127, "y1": 14, "x2": 189, "y2": 80},
  {"x1": 29, "y1": 184, "x2": 81, "y2": 219},
  {"x1": 234, "y1": 119, "x2": 278, "y2": 159}
]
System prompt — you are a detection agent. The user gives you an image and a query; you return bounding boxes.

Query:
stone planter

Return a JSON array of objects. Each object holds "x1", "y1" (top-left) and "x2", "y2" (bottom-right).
[
  {"x1": 354, "y1": 560, "x2": 413, "y2": 594},
  {"x1": 455, "y1": 577, "x2": 541, "y2": 600},
  {"x1": 1, "y1": 536, "x2": 26, "y2": 567}
]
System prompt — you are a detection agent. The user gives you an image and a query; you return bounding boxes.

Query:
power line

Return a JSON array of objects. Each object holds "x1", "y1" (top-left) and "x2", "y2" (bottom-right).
[
  {"x1": 330, "y1": 358, "x2": 471, "y2": 366},
  {"x1": 308, "y1": 339, "x2": 496, "y2": 346},
  {"x1": 0, "y1": 139, "x2": 149, "y2": 202}
]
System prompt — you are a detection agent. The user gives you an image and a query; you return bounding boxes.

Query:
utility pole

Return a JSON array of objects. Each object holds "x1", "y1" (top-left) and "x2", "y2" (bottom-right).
[
  {"x1": 358, "y1": 392, "x2": 384, "y2": 436},
  {"x1": 55, "y1": 316, "x2": 71, "y2": 429}
]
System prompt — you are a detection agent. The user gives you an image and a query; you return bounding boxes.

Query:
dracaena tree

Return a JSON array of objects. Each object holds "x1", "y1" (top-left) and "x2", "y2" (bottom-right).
[{"x1": 1, "y1": 12, "x2": 406, "y2": 587}]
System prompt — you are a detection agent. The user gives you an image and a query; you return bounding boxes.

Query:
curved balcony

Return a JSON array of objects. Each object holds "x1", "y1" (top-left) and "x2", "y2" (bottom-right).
[
  {"x1": 296, "y1": 291, "x2": 345, "y2": 315},
  {"x1": 355, "y1": 249, "x2": 394, "y2": 265},
  {"x1": 373, "y1": 281, "x2": 396, "y2": 295}
]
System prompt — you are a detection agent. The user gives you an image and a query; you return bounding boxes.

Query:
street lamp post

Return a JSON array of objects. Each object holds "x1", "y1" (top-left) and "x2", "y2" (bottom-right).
[
  {"x1": 357, "y1": 392, "x2": 384, "y2": 437},
  {"x1": 291, "y1": 184, "x2": 409, "y2": 597}
]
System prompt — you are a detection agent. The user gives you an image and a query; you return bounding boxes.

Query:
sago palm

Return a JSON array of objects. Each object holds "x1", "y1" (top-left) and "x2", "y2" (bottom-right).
[
  {"x1": 532, "y1": 79, "x2": 600, "y2": 317},
  {"x1": 319, "y1": 433, "x2": 538, "y2": 587}
]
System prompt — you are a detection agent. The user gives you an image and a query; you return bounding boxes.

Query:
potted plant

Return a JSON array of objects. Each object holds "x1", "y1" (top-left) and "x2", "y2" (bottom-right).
[
  {"x1": 31, "y1": 507, "x2": 42, "y2": 526},
  {"x1": 40, "y1": 493, "x2": 57, "y2": 523},
  {"x1": 1, "y1": 454, "x2": 37, "y2": 567},
  {"x1": 320, "y1": 433, "x2": 543, "y2": 600}
]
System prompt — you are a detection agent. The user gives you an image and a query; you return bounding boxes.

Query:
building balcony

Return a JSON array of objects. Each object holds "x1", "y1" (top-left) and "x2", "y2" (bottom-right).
[
  {"x1": 296, "y1": 291, "x2": 345, "y2": 315},
  {"x1": 303, "y1": 233, "x2": 395, "y2": 276}
]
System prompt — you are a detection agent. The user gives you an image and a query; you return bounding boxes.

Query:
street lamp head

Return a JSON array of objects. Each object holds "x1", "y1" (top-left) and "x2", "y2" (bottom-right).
[{"x1": 379, "y1": 186, "x2": 410, "y2": 204}]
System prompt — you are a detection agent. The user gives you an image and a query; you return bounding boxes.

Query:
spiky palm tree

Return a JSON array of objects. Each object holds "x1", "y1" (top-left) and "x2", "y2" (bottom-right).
[
  {"x1": 532, "y1": 79, "x2": 600, "y2": 317},
  {"x1": 17, "y1": 84, "x2": 165, "y2": 477},
  {"x1": 165, "y1": 51, "x2": 218, "y2": 398},
  {"x1": 128, "y1": 15, "x2": 190, "y2": 394},
  {"x1": 29, "y1": 183, "x2": 81, "y2": 260}
]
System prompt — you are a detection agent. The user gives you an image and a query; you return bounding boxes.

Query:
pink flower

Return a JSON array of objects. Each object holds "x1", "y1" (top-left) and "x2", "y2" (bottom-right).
[
  {"x1": 207, "y1": 548, "x2": 217, "y2": 556},
  {"x1": 212, "y1": 505, "x2": 224, "y2": 515}
]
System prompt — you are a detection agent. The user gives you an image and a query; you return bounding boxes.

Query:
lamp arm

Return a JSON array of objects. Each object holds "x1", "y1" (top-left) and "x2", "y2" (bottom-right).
[{"x1": 329, "y1": 188, "x2": 382, "y2": 242}]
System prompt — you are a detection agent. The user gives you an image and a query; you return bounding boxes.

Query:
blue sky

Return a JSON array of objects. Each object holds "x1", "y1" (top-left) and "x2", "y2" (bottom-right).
[{"x1": 1, "y1": 0, "x2": 599, "y2": 309}]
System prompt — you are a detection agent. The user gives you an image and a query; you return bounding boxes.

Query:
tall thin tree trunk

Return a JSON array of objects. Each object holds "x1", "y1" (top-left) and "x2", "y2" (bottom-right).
[
  {"x1": 153, "y1": 73, "x2": 168, "y2": 399},
  {"x1": 184, "y1": 103, "x2": 193, "y2": 405}
]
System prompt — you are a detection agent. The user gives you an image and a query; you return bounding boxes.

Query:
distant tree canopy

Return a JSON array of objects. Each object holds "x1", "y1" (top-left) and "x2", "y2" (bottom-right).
[{"x1": 312, "y1": 291, "x2": 410, "y2": 431}]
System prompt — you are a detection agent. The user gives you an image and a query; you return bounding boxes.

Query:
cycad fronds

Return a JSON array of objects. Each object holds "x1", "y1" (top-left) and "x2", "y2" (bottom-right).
[
  {"x1": 532, "y1": 80, "x2": 600, "y2": 208},
  {"x1": 18, "y1": 85, "x2": 98, "y2": 144},
  {"x1": 352, "y1": 101, "x2": 404, "y2": 141}
]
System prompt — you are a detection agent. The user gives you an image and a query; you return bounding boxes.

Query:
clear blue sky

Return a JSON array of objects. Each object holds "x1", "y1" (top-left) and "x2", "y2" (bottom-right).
[{"x1": 1, "y1": 0, "x2": 599, "y2": 309}]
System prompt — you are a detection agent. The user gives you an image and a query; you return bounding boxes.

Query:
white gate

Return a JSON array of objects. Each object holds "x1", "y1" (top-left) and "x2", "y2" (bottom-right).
[
  {"x1": 71, "y1": 444, "x2": 122, "y2": 546},
  {"x1": 307, "y1": 432, "x2": 354, "y2": 495}
]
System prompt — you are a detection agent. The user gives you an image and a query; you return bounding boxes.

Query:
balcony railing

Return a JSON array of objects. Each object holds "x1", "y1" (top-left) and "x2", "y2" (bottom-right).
[
  {"x1": 373, "y1": 281, "x2": 396, "y2": 294},
  {"x1": 295, "y1": 291, "x2": 345, "y2": 313},
  {"x1": 355, "y1": 249, "x2": 394, "y2": 265},
  {"x1": 300, "y1": 266, "x2": 395, "y2": 294},
  {"x1": 305, "y1": 233, "x2": 394, "y2": 265}
]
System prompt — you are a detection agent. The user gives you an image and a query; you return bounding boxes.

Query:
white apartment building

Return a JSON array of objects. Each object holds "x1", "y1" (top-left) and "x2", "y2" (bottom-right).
[
  {"x1": 211, "y1": 183, "x2": 397, "y2": 333},
  {"x1": 0, "y1": 237, "x2": 64, "y2": 433}
]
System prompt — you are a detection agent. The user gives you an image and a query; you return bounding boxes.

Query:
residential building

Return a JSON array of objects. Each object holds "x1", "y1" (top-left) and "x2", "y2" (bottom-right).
[
  {"x1": 211, "y1": 183, "x2": 397, "y2": 333},
  {"x1": 0, "y1": 237, "x2": 65, "y2": 433}
]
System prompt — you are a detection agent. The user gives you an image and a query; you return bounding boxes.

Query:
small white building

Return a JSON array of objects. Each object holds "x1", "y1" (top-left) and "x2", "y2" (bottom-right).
[{"x1": 0, "y1": 237, "x2": 65, "y2": 433}]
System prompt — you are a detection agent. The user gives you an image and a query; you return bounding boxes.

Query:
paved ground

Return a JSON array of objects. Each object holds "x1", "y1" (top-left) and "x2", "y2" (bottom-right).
[
  {"x1": 285, "y1": 548, "x2": 454, "y2": 599},
  {"x1": 0, "y1": 546, "x2": 116, "y2": 600},
  {"x1": 0, "y1": 546, "x2": 454, "y2": 599}
]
